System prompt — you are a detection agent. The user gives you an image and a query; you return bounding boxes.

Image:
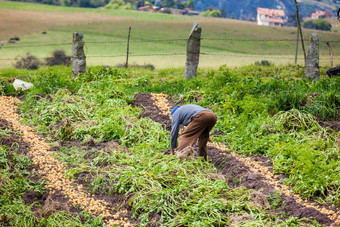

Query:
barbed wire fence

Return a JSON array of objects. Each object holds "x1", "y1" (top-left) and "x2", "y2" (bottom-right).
[{"x1": 0, "y1": 32, "x2": 339, "y2": 70}]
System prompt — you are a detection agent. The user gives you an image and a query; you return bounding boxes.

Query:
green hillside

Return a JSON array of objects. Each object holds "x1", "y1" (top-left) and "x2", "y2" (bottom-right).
[
  {"x1": 195, "y1": 0, "x2": 340, "y2": 19},
  {"x1": 0, "y1": 1, "x2": 340, "y2": 69}
]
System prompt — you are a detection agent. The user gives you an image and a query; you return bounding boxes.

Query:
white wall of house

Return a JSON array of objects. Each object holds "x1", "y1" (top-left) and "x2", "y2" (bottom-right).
[
  {"x1": 257, "y1": 14, "x2": 269, "y2": 26},
  {"x1": 257, "y1": 13, "x2": 283, "y2": 26}
]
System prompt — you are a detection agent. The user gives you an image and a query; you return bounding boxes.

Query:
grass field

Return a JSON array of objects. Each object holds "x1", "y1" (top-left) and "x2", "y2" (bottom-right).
[{"x1": 0, "y1": 1, "x2": 340, "y2": 69}]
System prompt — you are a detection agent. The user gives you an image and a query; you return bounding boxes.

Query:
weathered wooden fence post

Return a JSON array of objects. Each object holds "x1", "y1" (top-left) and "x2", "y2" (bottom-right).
[
  {"x1": 185, "y1": 23, "x2": 201, "y2": 80},
  {"x1": 125, "y1": 26, "x2": 131, "y2": 68},
  {"x1": 71, "y1": 32, "x2": 86, "y2": 79},
  {"x1": 305, "y1": 33, "x2": 320, "y2": 81}
]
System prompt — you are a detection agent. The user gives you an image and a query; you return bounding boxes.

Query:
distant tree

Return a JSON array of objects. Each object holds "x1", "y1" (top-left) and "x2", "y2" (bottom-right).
[
  {"x1": 136, "y1": 0, "x2": 144, "y2": 8},
  {"x1": 176, "y1": 0, "x2": 185, "y2": 9},
  {"x1": 160, "y1": 0, "x2": 175, "y2": 8},
  {"x1": 201, "y1": 8, "x2": 221, "y2": 17},
  {"x1": 91, "y1": 0, "x2": 107, "y2": 7},
  {"x1": 302, "y1": 19, "x2": 332, "y2": 31},
  {"x1": 220, "y1": 9, "x2": 227, "y2": 18},
  {"x1": 286, "y1": 13, "x2": 298, "y2": 27},
  {"x1": 42, "y1": 0, "x2": 58, "y2": 5},
  {"x1": 209, "y1": 9, "x2": 221, "y2": 17},
  {"x1": 105, "y1": 0, "x2": 132, "y2": 9},
  {"x1": 78, "y1": 0, "x2": 91, "y2": 7},
  {"x1": 185, "y1": 0, "x2": 194, "y2": 10},
  {"x1": 62, "y1": 0, "x2": 71, "y2": 6},
  {"x1": 230, "y1": 12, "x2": 235, "y2": 19}
]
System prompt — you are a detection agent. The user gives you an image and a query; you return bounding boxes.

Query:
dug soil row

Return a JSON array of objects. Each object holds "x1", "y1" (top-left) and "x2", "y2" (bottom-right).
[
  {"x1": 0, "y1": 118, "x2": 85, "y2": 221},
  {"x1": 0, "y1": 96, "x2": 133, "y2": 227},
  {"x1": 134, "y1": 92, "x2": 340, "y2": 226}
]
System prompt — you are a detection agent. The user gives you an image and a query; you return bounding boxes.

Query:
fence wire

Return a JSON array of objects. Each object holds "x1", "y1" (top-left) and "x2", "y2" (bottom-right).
[
  {"x1": 1, "y1": 37, "x2": 339, "y2": 69},
  {"x1": 1, "y1": 53, "x2": 338, "y2": 61},
  {"x1": 1, "y1": 37, "x2": 340, "y2": 49}
]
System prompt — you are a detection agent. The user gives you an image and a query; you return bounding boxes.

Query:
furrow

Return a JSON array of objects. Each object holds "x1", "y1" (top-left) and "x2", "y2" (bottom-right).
[
  {"x1": 150, "y1": 92, "x2": 340, "y2": 225},
  {"x1": 0, "y1": 96, "x2": 132, "y2": 227}
]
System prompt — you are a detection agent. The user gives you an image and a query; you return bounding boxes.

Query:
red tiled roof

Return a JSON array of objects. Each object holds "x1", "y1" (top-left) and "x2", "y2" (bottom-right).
[
  {"x1": 138, "y1": 6, "x2": 152, "y2": 10},
  {"x1": 257, "y1": 7, "x2": 285, "y2": 17},
  {"x1": 311, "y1": 10, "x2": 332, "y2": 19}
]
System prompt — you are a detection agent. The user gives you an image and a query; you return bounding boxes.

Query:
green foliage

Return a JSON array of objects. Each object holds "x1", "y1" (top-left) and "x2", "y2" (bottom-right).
[
  {"x1": 0, "y1": 127, "x2": 104, "y2": 227},
  {"x1": 15, "y1": 53, "x2": 41, "y2": 70},
  {"x1": 3, "y1": 64, "x2": 340, "y2": 226},
  {"x1": 45, "y1": 50, "x2": 71, "y2": 66},
  {"x1": 201, "y1": 9, "x2": 221, "y2": 17},
  {"x1": 0, "y1": 202, "x2": 38, "y2": 227},
  {"x1": 105, "y1": 0, "x2": 133, "y2": 9},
  {"x1": 131, "y1": 64, "x2": 340, "y2": 204},
  {"x1": 302, "y1": 19, "x2": 332, "y2": 31},
  {"x1": 255, "y1": 60, "x2": 272, "y2": 66},
  {"x1": 186, "y1": 0, "x2": 194, "y2": 9}
]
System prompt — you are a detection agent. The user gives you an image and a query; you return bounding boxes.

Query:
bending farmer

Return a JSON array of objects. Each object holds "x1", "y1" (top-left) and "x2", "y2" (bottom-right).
[{"x1": 170, "y1": 104, "x2": 217, "y2": 160}]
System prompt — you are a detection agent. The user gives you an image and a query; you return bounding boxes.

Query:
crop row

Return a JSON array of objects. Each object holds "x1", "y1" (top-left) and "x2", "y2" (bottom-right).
[
  {"x1": 150, "y1": 92, "x2": 340, "y2": 224},
  {"x1": 0, "y1": 96, "x2": 132, "y2": 227},
  {"x1": 1, "y1": 64, "x2": 339, "y2": 226}
]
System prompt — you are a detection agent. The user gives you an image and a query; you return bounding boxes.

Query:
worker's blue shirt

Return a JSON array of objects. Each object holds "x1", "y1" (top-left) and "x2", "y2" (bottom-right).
[{"x1": 170, "y1": 104, "x2": 211, "y2": 149}]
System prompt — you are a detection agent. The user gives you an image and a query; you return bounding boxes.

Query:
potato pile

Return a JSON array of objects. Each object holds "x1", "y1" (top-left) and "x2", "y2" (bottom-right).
[
  {"x1": 150, "y1": 93, "x2": 171, "y2": 116},
  {"x1": 0, "y1": 96, "x2": 132, "y2": 227},
  {"x1": 150, "y1": 93, "x2": 340, "y2": 224}
]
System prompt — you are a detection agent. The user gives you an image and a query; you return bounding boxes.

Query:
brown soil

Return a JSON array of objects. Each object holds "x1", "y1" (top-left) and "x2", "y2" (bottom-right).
[
  {"x1": 133, "y1": 93, "x2": 334, "y2": 226},
  {"x1": 318, "y1": 120, "x2": 340, "y2": 132},
  {"x1": 0, "y1": 116, "x2": 137, "y2": 225},
  {"x1": 1, "y1": 118, "x2": 83, "y2": 221},
  {"x1": 22, "y1": 189, "x2": 83, "y2": 219},
  {"x1": 75, "y1": 171, "x2": 135, "y2": 221},
  {"x1": 133, "y1": 93, "x2": 172, "y2": 131},
  {"x1": 0, "y1": 118, "x2": 30, "y2": 155}
]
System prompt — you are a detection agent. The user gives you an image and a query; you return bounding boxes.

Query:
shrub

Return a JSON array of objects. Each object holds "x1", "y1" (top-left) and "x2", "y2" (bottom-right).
[
  {"x1": 302, "y1": 19, "x2": 332, "y2": 31},
  {"x1": 255, "y1": 60, "x2": 272, "y2": 66},
  {"x1": 45, "y1": 50, "x2": 71, "y2": 66},
  {"x1": 201, "y1": 9, "x2": 221, "y2": 17},
  {"x1": 14, "y1": 53, "x2": 41, "y2": 70},
  {"x1": 104, "y1": 0, "x2": 132, "y2": 9},
  {"x1": 9, "y1": 37, "x2": 20, "y2": 41}
]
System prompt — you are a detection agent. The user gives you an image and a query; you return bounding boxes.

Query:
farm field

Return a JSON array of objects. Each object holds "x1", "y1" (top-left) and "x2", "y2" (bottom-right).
[
  {"x1": 1, "y1": 1, "x2": 340, "y2": 69},
  {"x1": 0, "y1": 64, "x2": 339, "y2": 226}
]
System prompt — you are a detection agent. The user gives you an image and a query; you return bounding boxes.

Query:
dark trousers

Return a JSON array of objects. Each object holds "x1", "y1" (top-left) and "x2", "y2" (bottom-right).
[{"x1": 177, "y1": 111, "x2": 217, "y2": 159}]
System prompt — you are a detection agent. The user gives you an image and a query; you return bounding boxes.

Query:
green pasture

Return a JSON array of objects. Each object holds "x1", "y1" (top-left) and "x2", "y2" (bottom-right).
[
  {"x1": 0, "y1": 1, "x2": 340, "y2": 69},
  {"x1": 0, "y1": 1, "x2": 179, "y2": 20}
]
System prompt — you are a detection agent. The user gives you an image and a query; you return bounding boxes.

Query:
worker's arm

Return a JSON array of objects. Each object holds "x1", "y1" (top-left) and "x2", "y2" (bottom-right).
[{"x1": 170, "y1": 115, "x2": 180, "y2": 149}]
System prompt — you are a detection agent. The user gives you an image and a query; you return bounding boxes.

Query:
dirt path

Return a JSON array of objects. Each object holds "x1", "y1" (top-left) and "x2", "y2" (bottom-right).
[
  {"x1": 134, "y1": 92, "x2": 340, "y2": 226},
  {"x1": 0, "y1": 96, "x2": 134, "y2": 227}
]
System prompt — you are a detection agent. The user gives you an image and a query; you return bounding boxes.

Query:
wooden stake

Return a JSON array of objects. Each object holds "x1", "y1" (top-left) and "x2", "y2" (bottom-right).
[
  {"x1": 295, "y1": 27, "x2": 299, "y2": 64},
  {"x1": 294, "y1": 0, "x2": 306, "y2": 61},
  {"x1": 326, "y1": 41, "x2": 334, "y2": 67},
  {"x1": 125, "y1": 26, "x2": 131, "y2": 68}
]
